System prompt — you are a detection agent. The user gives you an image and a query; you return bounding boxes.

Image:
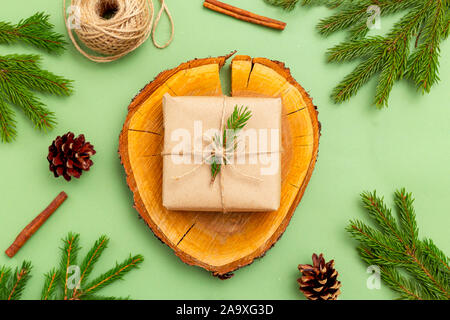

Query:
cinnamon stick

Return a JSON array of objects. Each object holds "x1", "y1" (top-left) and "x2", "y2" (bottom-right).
[
  {"x1": 203, "y1": 0, "x2": 286, "y2": 31},
  {"x1": 5, "y1": 192, "x2": 68, "y2": 258}
]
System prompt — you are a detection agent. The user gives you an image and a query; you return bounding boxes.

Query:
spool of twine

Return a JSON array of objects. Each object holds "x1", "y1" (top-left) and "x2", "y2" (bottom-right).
[{"x1": 64, "y1": 0, "x2": 174, "y2": 63}]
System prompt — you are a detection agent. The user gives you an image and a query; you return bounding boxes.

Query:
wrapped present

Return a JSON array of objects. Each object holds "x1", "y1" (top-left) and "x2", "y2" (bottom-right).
[{"x1": 162, "y1": 94, "x2": 282, "y2": 212}]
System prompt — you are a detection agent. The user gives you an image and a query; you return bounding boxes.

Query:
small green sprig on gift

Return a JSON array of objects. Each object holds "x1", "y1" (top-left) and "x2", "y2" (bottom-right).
[
  {"x1": 0, "y1": 233, "x2": 143, "y2": 300},
  {"x1": 265, "y1": 0, "x2": 450, "y2": 108},
  {"x1": 210, "y1": 105, "x2": 252, "y2": 182},
  {"x1": 348, "y1": 189, "x2": 450, "y2": 300}
]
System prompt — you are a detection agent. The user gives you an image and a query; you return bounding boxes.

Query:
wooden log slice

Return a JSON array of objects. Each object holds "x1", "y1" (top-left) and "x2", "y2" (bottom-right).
[{"x1": 119, "y1": 53, "x2": 320, "y2": 278}]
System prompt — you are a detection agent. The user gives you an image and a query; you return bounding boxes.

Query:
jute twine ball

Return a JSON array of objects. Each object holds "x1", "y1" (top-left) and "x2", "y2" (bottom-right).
[{"x1": 64, "y1": 0, "x2": 174, "y2": 62}]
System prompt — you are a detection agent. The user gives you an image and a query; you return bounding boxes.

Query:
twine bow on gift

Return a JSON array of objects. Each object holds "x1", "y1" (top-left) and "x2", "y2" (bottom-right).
[{"x1": 162, "y1": 97, "x2": 281, "y2": 213}]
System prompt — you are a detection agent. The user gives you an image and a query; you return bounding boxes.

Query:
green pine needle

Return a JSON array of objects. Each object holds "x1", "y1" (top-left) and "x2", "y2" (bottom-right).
[
  {"x1": 0, "y1": 12, "x2": 66, "y2": 53},
  {"x1": 266, "y1": 0, "x2": 449, "y2": 107},
  {"x1": 348, "y1": 189, "x2": 450, "y2": 300}
]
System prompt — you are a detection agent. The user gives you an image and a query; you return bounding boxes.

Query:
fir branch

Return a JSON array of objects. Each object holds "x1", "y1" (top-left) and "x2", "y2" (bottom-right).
[
  {"x1": 327, "y1": 36, "x2": 385, "y2": 62},
  {"x1": 267, "y1": 0, "x2": 450, "y2": 107},
  {"x1": 360, "y1": 251, "x2": 424, "y2": 300},
  {"x1": 41, "y1": 269, "x2": 60, "y2": 300},
  {"x1": 210, "y1": 106, "x2": 252, "y2": 182},
  {"x1": 0, "y1": 266, "x2": 11, "y2": 287},
  {"x1": 394, "y1": 189, "x2": 418, "y2": 249},
  {"x1": 316, "y1": 1, "x2": 372, "y2": 37},
  {"x1": 0, "y1": 12, "x2": 66, "y2": 53},
  {"x1": 316, "y1": 0, "x2": 419, "y2": 38},
  {"x1": 81, "y1": 295, "x2": 130, "y2": 300},
  {"x1": 0, "y1": 55, "x2": 72, "y2": 96},
  {"x1": 0, "y1": 54, "x2": 72, "y2": 142},
  {"x1": 0, "y1": 98, "x2": 17, "y2": 143},
  {"x1": 72, "y1": 235, "x2": 109, "y2": 297},
  {"x1": 5, "y1": 261, "x2": 32, "y2": 301},
  {"x1": 331, "y1": 54, "x2": 384, "y2": 103},
  {"x1": 265, "y1": 0, "x2": 300, "y2": 11},
  {"x1": 0, "y1": 76, "x2": 57, "y2": 130},
  {"x1": 348, "y1": 220, "x2": 406, "y2": 259},
  {"x1": 59, "y1": 233, "x2": 81, "y2": 300},
  {"x1": 226, "y1": 106, "x2": 252, "y2": 132},
  {"x1": 421, "y1": 238, "x2": 450, "y2": 272},
  {"x1": 266, "y1": 0, "x2": 346, "y2": 10},
  {"x1": 1, "y1": 233, "x2": 143, "y2": 300},
  {"x1": 80, "y1": 255, "x2": 143, "y2": 298},
  {"x1": 348, "y1": 189, "x2": 450, "y2": 300},
  {"x1": 0, "y1": 266, "x2": 12, "y2": 300},
  {"x1": 405, "y1": 0, "x2": 447, "y2": 92},
  {"x1": 210, "y1": 159, "x2": 222, "y2": 182},
  {"x1": 51, "y1": 234, "x2": 143, "y2": 300}
]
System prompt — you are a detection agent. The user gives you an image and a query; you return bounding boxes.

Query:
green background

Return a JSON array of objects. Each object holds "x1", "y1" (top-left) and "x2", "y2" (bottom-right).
[{"x1": 1, "y1": 0, "x2": 449, "y2": 300}]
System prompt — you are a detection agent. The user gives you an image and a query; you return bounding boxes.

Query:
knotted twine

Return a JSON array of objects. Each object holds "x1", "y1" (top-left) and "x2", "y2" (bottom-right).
[
  {"x1": 63, "y1": 0, "x2": 174, "y2": 63},
  {"x1": 161, "y1": 97, "x2": 281, "y2": 213}
]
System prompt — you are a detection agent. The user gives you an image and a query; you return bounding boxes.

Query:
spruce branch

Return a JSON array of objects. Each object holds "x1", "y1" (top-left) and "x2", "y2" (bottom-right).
[
  {"x1": 41, "y1": 269, "x2": 60, "y2": 300},
  {"x1": 265, "y1": 0, "x2": 301, "y2": 10},
  {"x1": 59, "y1": 233, "x2": 81, "y2": 300},
  {"x1": 266, "y1": 0, "x2": 450, "y2": 107},
  {"x1": 266, "y1": 0, "x2": 346, "y2": 10},
  {"x1": 72, "y1": 235, "x2": 109, "y2": 297},
  {"x1": 0, "y1": 12, "x2": 66, "y2": 53},
  {"x1": 0, "y1": 13, "x2": 71, "y2": 143},
  {"x1": 0, "y1": 266, "x2": 12, "y2": 300},
  {"x1": 81, "y1": 294, "x2": 130, "y2": 300},
  {"x1": 327, "y1": 36, "x2": 385, "y2": 62},
  {"x1": 331, "y1": 54, "x2": 384, "y2": 103},
  {"x1": 80, "y1": 255, "x2": 143, "y2": 299},
  {"x1": 210, "y1": 105, "x2": 252, "y2": 182},
  {"x1": 405, "y1": 0, "x2": 447, "y2": 92},
  {"x1": 0, "y1": 54, "x2": 72, "y2": 142},
  {"x1": 0, "y1": 99, "x2": 17, "y2": 143},
  {"x1": 49, "y1": 233, "x2": 143, "y2": 300},
  {"x1": 1, "y1": 233, "x2": 143, "y2": 300},
  {"x1": 0, "y1": 261, "x2": 33, "y2": 301},
  {"x1": 348, "y1": 189, "x2": 450, "y2": 300},
  {"x1": 0, "y1": 55, "x2": 72, "y2": 96}
]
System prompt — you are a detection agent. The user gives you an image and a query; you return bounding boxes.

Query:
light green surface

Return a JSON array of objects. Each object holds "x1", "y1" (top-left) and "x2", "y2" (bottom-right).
[{"x1": 1, "y1": 0, "x2": 449, "y2": 300}]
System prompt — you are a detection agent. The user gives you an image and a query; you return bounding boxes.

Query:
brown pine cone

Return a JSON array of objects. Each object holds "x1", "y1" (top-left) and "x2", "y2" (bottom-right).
[
  {"x1": 47, "y1": 132, "x2": 96, "y2": 181},
  {"x1": 297, "y1": 253, "x2": 341, "y2": 300}
]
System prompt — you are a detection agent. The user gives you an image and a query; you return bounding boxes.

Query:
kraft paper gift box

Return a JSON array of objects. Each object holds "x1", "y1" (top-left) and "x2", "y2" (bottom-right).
[{"x1": 162, "y1": 94, "x2": 282, "y2": 212}]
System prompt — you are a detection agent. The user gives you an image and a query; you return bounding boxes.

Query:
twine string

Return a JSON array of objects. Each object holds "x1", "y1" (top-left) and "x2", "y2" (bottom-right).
[
  {"x1": 152, "y1": 0, "x2": 174, "y2": 49},
  {"x1": 63, "y1": 0, "x2": 174, "y2": 63}
]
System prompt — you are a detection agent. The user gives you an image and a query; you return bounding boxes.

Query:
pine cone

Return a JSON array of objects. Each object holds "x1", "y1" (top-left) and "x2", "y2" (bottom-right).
[
  {"x1": 297, "y1": 253, "x2": 341, "y2": 300},
  {"x1": 47, "y1": 132, "x2": 96, "y2": 181}
]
